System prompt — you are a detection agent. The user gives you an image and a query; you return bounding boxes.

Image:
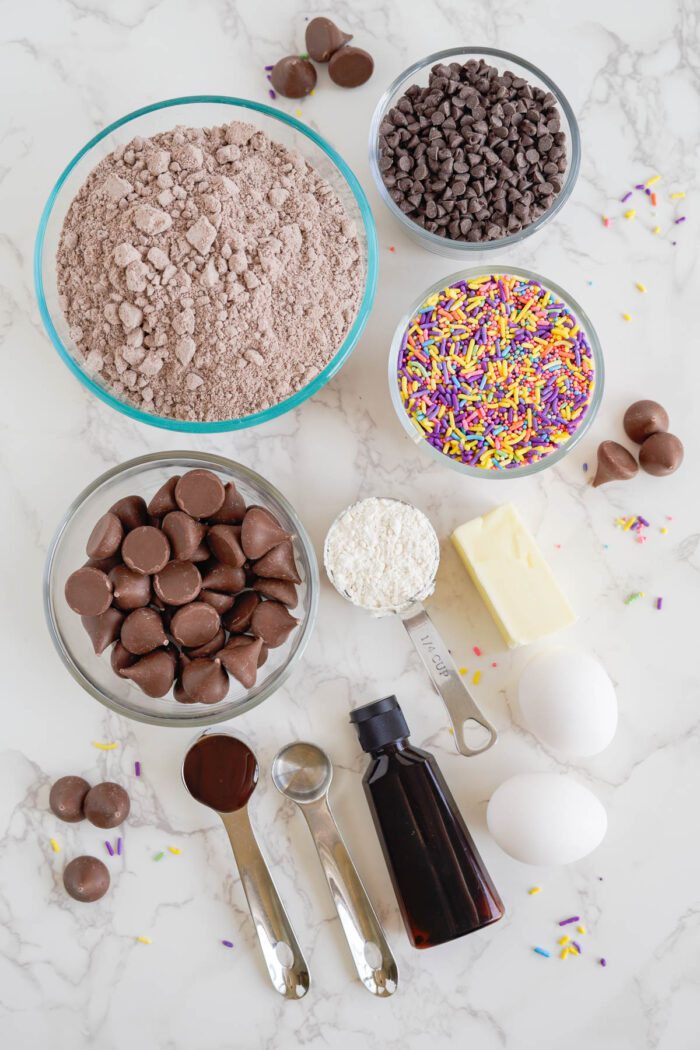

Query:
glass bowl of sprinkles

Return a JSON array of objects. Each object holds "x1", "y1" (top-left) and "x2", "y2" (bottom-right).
[{"x1": 389, "y1": 268, "x2": 603, "y2": 478}]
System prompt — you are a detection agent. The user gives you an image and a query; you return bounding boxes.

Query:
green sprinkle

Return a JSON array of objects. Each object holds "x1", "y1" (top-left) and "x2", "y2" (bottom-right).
[
  {"x1": 154, "y1": 851, "x2": 165, "y2": 861},
  {"x1": 624, "y1": 591, "x2": 645, "y2": 605}
]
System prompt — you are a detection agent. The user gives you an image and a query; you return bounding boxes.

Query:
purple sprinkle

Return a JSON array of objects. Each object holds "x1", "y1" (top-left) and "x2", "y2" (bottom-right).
[
  {"x1": 583, "y1": 462, "x2": 589, "y2": 472},
  {"x1": 620, "y1": 191, "x2": 633, "y2": 203},
  {"x1": 634, "y1": 183, "x2": 645, "y2": 190},
  {"x1": 117, "y1": 837, "x2": 123, "y2": 856},
  {"x1": 268, "y1": 89, "x2": 277, "y2": 100},
  {"x1": 558, "y1": 916, "x2": 580, "y2": 926},
  {"x1": 675, "y1": 216, "x2": 687, "y2": 224},
  {"x1": 656, "y1": 597, "x2": 663, "y2": 611},
  {"x1": 572, "y1": 940, "x2": 583, "y2": 954},
  {"x1": 105, "y1": 841, "x2": 114, "y2": 857},
  {"x1": 221, "y1": 940, "x2": 234, "y2": 948},
  {"x1": 135, "y1": 761, "x2": 141, "y2": 777},
  {"x1": 264, "y1": 64, "x2": 274, "y2": 71},
  {"x1": 600, "y1": 957, "x2": 607, "y2": 967}
]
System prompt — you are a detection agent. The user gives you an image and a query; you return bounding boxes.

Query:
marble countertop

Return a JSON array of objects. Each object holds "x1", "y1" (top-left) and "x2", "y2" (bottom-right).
[{"x1": 1, "y1": 0, "x2": 698, "y2": 1047}]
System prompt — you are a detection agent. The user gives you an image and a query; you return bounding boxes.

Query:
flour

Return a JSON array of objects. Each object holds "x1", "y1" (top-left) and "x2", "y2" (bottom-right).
[{"x1": 324, "y1": 498, "x2": 440, "y2": 614}]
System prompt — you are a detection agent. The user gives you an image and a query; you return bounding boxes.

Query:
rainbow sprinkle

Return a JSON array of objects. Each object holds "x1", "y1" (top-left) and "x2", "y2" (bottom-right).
[
  {"x1": 92, "y1": 741, "x2": 119, "y2": 751},
  {"x1": 105, "y1": 840, "x2": 114, "y2": 857},
  {"x1": 136, "y1": 936, "x2": 152, "y2": 945},
  {"x1": 50, "y1": 838, "x2": 61, "y2": 853},
  {"x1": 397, "y1": 275, "x2": 595, "y2": 471},
  {"x1": 625, "y1": 591, "x2": 645, "y2": 605},
  {"x1": 134, "y1": 761, "x2": 141, "y2": 777},
  {"x1": 558, "y1": 915, "x2": 580, "y2": 926},
  {"x1": 533, "y1": 947, "x2": 551, "y2": 957},
  {"x1": 528, "y1": 886, "x2": 542, "y2": 895},
  {"x1": 222, "y1": 940, "x2": 234, "y2": 948},
  {"x1": 472, "y1": 671, "x2": 481, "y2": 686}
]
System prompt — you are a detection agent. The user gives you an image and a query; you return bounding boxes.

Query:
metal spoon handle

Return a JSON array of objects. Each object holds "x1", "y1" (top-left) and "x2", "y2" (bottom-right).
[
  {"x1": 300, "y1": 798, "x2": 398, "y2": 997},
  {"x1": 399, "y1": 602, "x2": 497, "y2": 757},
  {"x1": 220, "y1": 808, "x2": 310, "y2": 999}
]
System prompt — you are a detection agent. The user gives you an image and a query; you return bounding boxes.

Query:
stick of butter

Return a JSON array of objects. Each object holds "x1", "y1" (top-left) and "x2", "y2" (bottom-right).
[{"x1": 451, "y1": 504, "x2": 576, "y2": 648}]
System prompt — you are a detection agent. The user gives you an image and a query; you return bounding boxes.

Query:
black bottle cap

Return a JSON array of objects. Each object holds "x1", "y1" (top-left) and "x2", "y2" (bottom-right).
[{"x1": 349, "y1": 695, "x2": 410, "y2": 752}]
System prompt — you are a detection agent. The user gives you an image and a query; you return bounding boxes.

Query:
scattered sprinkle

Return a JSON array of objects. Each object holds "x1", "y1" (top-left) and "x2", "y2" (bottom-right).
[
  {"x1": 558, "y1": 915, "x2": 580, "y2": 926},
  {"x1": 92, "y1": 741, "x2": 119, "y2": 751},
  {"x1": 645, "y1": 175, "x2": 661, "y2": 187},
  {"x1": 459, "y1": 667, "x2": 468, "y2": 675},
  {"x1": 295, "y1": 109, "x2": 302, "y2": 118},
  {"x1": 620, "y1": 191, "x2": 633, "y2": 203},
  {"x1": 168, "y1": 846, "x2": 181, "y2": 855},
  {"x1": 264, "y1": 64, "x2": 274, "y2": 71},
  {"x1": 560, "y1": 947, "x2": 570, "y2": 960},
  {"x1": 572, "y1": 940, "x2": 583, "y2": 954},
  {"x1": 136, "y1": 936, "x2": 152, "y2": 945},
  {"x1": 50, "y1": 837, "x2": 61, "y2": 853},
  {"x1": 389, "y1": 245, "x2": 396, "y2": 252},
  {"x1": 222, "y1": 940, "x2": 234, "y2": 948},
  {"x1": 268, "y1": 89, "x2": 276, "y2": 100},
  {"x1": 583, "y1": 462, "x2": 588, "y2": 472},
  {"x1": 298, "y1": 52, "x2": 309, "y2": 60},
  {"x1": 491, "y1": 661, "x2": 497, "y2": 668},
  {"x1": 652, "y1": 226, "x2": 661, "y2": 235},
  {"x1": 105, "y1": 840, "x2": 114, "y2": 857},
  {"x1": 602, "y1": 215, "x2": 611, "y2": 227},
  {"x1": 674, "y1": 216, "x2": 687, "y2": 225},
  {"x1": 577, "y1": 925, "x2": 587, "y2": 934},
  {"x1": 656, "y1": 597, "x2": 663, "y2": 611},
  {"x1": 651, "y1": 193, "x2": 658, "y2": 207},
  {"x1": 661, "y1": 527, "x2": 668, "y2": 535},
  {"x1": 134, "y1": 761, "x2": 141, "y2": 777},
  {"x1": 473, "y1": 645, "x2": 482, "y2": 656},
  {"x1": 154, "y1": 851, "x2": 165, "y2": 862},
  {"x1": 624, "y1": 591, "x2": 645, "y2": 605},
  {"x1": 472, "y1": 670, "x2": 482, "y2": 686},
  {"x1": 528, "y1": 886, "x2": 542, "y2": 895},
  {"x1": 600, "y1": 957, "x2": 607, "y2": 967},
  {"x1": 533, "y1": 947, "x2": 551, "y2": 957},
  {"x1": 670, "y1": 192, "x2": 685, "y2": 200},
  {"x1": 117, "y1": 837, "x2": 122, "y2": 856},
  {"x1": 635, "y1": 282, "x2": 647, "y2": 293},
  {"x1": 624, "y1": 209, "x2": 636, "y2": 220},
  {"x1": 558, "y1": 935, "x2": 571, "y2": 946},
  {"x1": 622, "y1": 313, "x2": 632, "y2": 321}
]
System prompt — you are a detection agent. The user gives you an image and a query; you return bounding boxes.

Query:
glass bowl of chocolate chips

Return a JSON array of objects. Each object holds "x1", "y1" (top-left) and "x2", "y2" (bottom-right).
[
  {"x1": 44, "y1": 452, "x2": 319, "y2": 727},
  {"x1": 369, "y1": 47, "x2": 581, "y2": 255}
]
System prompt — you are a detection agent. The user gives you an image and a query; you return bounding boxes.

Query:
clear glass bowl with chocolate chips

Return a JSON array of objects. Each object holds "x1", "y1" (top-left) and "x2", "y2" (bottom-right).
[
  {"x1": 369, "y1": 48, "x2": 580, "y2": 254},
  {"x1": 44, "y1": 452, "x2": 319, "y2": 727}
]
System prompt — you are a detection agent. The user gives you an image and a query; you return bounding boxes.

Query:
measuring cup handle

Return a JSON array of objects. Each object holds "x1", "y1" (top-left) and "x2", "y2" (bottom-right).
[
  {"x1": 221, "y1": 808, "x2": 310, "y2": 999},
  {"x1": 301, "y1": 799, "x2": 398, "y2": 997},
  {"x1": 399, "y1": 604, "x2": 498, "y2": 757}
]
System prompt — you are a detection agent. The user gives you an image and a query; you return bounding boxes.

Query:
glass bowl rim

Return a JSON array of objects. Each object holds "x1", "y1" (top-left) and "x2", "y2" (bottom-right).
[
  {"x1": 43, "y1": 450, "x2": 320, "y2": 727},
  {"x1": 34, "y1": 94, "x2": 379, "y2": 433},
  {"x1": 387, "y1": 265, "x2": 604, "y2": 479},
  {"x1": 368, "y1": 46, "x2": 581, "y2": 252}
]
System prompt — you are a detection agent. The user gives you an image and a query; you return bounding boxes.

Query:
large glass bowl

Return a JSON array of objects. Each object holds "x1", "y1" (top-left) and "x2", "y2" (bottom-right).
[
  {"x1": 34, "y1": 95, "x2": 378, "y2": 432},
  {"x1": 388, "y1": 267, "x2": 603, "y2": 479},
  {"x1": 369, "y1": 48, "x2": 581, "y2": 257},
  {"x1": 44, "y1": 452, "x2": 319, "y2": 727}
]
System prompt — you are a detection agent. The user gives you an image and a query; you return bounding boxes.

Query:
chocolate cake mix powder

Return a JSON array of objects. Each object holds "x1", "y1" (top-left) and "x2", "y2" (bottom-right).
[{"x1": 56, "y1": 121, "x2": 364, "y2": 421}]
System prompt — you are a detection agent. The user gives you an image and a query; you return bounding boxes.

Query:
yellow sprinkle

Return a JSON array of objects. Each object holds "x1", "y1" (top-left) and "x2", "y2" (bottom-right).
[
  {"x1": 92, "y1": 741, "x2": 119, "y2": 750},
  {"x1": 560, "y1": 947, "x2": 570, "y2": 960},
  {"x1": 661, "y1": 527, "x2": 668, "y2": 535},
  {"x1": 645, "y1": 175, "x2": 661, "y2": 187},
  {"x1": 167, "y1": 846, "x2": 181, "y2": 855},
  {"x1": 472, "y1": 670, "x2": 481, "y2": 686},
  {"x1": 622, "y1": 313, "x2": 632, "y2": 322},
  {"x1": 623, "y1": 515, "x2": 636, "y2": 531},
  {"x1": 652, "y1": 226, "x2": 661, "y2": 235},
  {"x1": 558, "y1": 935, "x2": 571, "y2": 946},
  {"x1": 309, "y1": 89, "x2": 315, "y2": 96},
  {"x1": 136, "y1": 936, "x2": 152, "y2": 945},
  {"x1": 295, "y1": 109, "x2": 302, "y2": 118},
  {"x1": 448, "y1": 727, "x2": 454, "y2": 736},
  {"x1": 570, "y1": 943, "x2": 580, "y2": 955},
  {"x1": 50, "y1": 838, "x2": 61, "y2": 853},
  {"x1": 459, "y1": 667, "x2": 468, "y2": 675},
  {"x1": 670, "y1": 192, "x2": 685, "y2": 200},
  {"x1": 624, "y1": 209, "x2": 636, "y2": 220},
  {"x1": 577, "y1": 925, "x2": 587, "y2": 935},
  {"x1": 635, "y1": 282, "x2": 647, "y2": 293},
  {"x1": 528, "y1": 886, "x2": 542, "y2": 895}
]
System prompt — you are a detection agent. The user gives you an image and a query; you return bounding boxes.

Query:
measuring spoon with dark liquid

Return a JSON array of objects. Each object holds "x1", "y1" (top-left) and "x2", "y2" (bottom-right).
[{"x1": 182, "y1": 732, "x2": 310, "y2": 999}]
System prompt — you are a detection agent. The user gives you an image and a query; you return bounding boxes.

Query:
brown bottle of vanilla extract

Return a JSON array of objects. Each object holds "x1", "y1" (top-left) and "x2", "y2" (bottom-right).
[{"x1": 350, "y1": 696, "x2": 504, "y2": 949}]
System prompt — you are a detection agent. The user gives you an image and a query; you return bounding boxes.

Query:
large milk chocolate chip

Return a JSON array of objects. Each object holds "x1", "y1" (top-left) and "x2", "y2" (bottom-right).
[
  {"x1": 328, "y1": 46, "x2": 374, "y2": 88},
  {"x1": 171, "y1": 602, "x2": 220, "y2": 648},
  {"x1": 200, "y1": 563, "x2": 246, "y2": 594},
  {"x1": 199, "y1": 589, "x2": 236, "y2": 615},
  {"x1": 623, "y1": 400, "x2": 670, "y2": 444},
  {"x1": 250, "y1": 600, "x2": 298, "y2": 647},
  {"x1": 639, "y1": 432, "x2": 684, "y2": 476},
  {"x1": 253, "y1": 540, "x2": 301, "y2": 582},
  {"x1": 220, "y1": 635, "x2": 263, "y2": 689},
  {"x1": 161, "y1": 511, "x2": 207, "y2": 560},
  {"x1": 208, "y1": 482, "x2": 246, "y2": 525},
  {"x1": 270, "y1": 55, "x2": 317, "y2": 98},
  {"x1": 241, "y1": 506, "x2": 290, "y2": 559},
  {"x1": 63, "y1": 856, "x2": 110, "y2": 903},
  {"x1": 49, "y1": 775, "x2": 90, "y2": 823},
  {"x1": 111, "y1": 641, "x2": 136, "y2": 674},
  {"x1": 253, "y1": 576, "x2": 298, "y2": 608},
  {"x1": 187, "y1": 627, "x2": 227, "y2": 659},
  {"x1": 65, "y1": 566, "x2": 113, "y2": 616},
  {"x1": 120, "y1": 649, "x2": 176, "y2": 697},
  {"x1": 147, "y1": 476, "x2": 181, "y2": 517},
  {"x1": 84, "y1": 782, "x2": 131, "y2": 829},
  {"x1": 181, "y1": 658, "x2": 229, "y2": 704},
  {"x1": 207, "y1": 525, "x2": 246, "y2": 567},
  {"x1": 121, "y1": 607, "x2": 167, "y2": 655},
  {"x1": 175, "y1": 470, "x2": 225, "y2": 519},
  {"x1": 592, "y1": 441, "x2": 639, "y2": 487},
  {"x1": 86, "y1": 512, "x2": 123, "y2": 560},
  {"x1": 109, "y1": 565, "x2": 152, "y2": 610},
  {"x1": 81, "y1": 608, "x2": 124, "y2": 655},
  {"x1": 222, "y1": 591, "x2": 260, "y2": 633},
  {"x1": 305, "y1": 16, "x2": 352, "y2": 62},
  {"x1": 154, "y1": 561, "x2": 202, "y2": 606},
  {"x1": 109, "y1": 495, "x2": 149, "y2": 532},
  {"x1": 122, "y1": 526, "x2": 170, "y2": 574}
]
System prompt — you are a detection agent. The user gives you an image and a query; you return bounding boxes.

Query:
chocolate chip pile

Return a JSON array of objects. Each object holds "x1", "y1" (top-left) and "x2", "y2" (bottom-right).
[
  {"x1": 592, "y1": 399, "x2": 684, "y2": 486},
  {"x1": 269, "y1": 16, "x2": 374, "y2": 98},
  {"x1": 377, "y1": 58, "x2": 568, "y2": 242},
  {"x1": 64, "y1": 469, "x2": 301, "y2": 704}
]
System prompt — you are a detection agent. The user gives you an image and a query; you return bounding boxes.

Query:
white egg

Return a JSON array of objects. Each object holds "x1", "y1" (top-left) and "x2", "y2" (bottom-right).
[
  {"x1": 487, "y1": 772, "x2": 607, "y2": 866},
  {"x1": 518, "y1": 649, "x2": 617, "y2": 757}
]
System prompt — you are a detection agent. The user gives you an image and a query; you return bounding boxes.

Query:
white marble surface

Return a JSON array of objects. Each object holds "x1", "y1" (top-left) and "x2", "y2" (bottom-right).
[{"x1": 1, "y1": 0, "x2": 698, "y2": 1047}]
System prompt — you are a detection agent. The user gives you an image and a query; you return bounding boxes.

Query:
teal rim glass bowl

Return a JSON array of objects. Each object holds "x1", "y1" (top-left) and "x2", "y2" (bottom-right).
[
  {"x1": 388, "y1": 267, "x2": 604, "y2": 479},
  {"x1": 44, "y1": 451, "x2": 319, "y2": 727},
  {"x1": 369, "y1": 48, "x2": 581, "y2": 257},
  {"x1": 34, "y1": 95, "x2": 378, "y2": 433}
]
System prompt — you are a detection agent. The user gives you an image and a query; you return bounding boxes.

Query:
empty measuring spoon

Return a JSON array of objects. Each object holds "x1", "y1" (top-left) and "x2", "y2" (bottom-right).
[
  {"x1": 324, "y1": 497, "x2": 497, "y2": 757},
  {"x1": 182, "y1": 732, "x2": 309, "y2": 999},
  {"x1": 272, "y1": 742, "x2": 398, "y2": 997}
]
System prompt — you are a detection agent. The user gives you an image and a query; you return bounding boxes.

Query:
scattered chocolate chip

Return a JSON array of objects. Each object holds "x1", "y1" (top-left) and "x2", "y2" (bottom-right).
[
  {"x1": 122, "y1": 526, "x2": 170, "y2": 574},
  {"x1": 207, "y1": 524, "x2": 246, "y2": 567},
  {"x1": 86, "y1": 512, "x2": 123, "y2": 560},
  {"x1": 253, "y1": 540, "x2": 301, "y2": 583},
  {"x1": 208, "y1": 482, "x2": 246, "y2": 525},
  {"x1": 161, "y1": 511, "x2": 207, "y2": 561},
  {"x1": 270, "y1": 55, "x2": 317, "y2": 99},
  {"x1": 81, "y1": 607, "x2": 124, "y2": 655},
  {"x1": 592, "y1": 440, "x2": 639, "y2": 487},
  {"x1": 170, "y1": 602, "x2": 221, "y2": 648},
  {"x1": 253, "y1": 576, "x2": 298, "y2": 608},
  {"x1": 49, "y1": 776, "x2": 90, "y2": 823},
  {"x1": 305, "y1": 16, "x2": 352, "y2": 62},
  {"x1": 84, "y1": 782, "x2": 131, "y2": 829},
  {"x1": 147, "y1": 476, "x2": 181, "y2": 517},
  {"x1": 181, "y1": 658, "x2": 229, "y2": 704},
  {"x1": 623, "y1": 400, "x2": 670, "y2": 444},
  {"x1": 121, "y1": 607, "x2": 168, "y2": 655},
  {"x1": 200, "y1": 563, "x2": 246, "y2": 594},
  {"x1": 109, "y1": 495, "x2": 149, "y2": 532},
  {"x1": 639, "y1": 432, "x2": 684, "y2": 476},
  {"x1": 219, "y1": 635, "x2": 263, "y2": 689},
  {"x1": 241, "y1": 506, "x2": 291, "y2": 559},
  {"x1": 63, "y1": 855, "x2": 110, "y2": 902},
  {"x1": 119, "y1": 648, "x2": 177, "y2": 697},
  {"x1": 222, "y1": 591, "x2": 260, "y2": 633},
  {"x1": 153, "y1": 560, "x2": 202, "y2": 606},
  {"x1": 250, "y1": 600, "x2": 299, "y2": 648},
  {"x1": 109, "y1": 564, "x2": 152, "y2": 610},
  {"x1": 329, "y1": 45, "x2": 374, "y2": 88},
  {"x1": 175, "y1": 469, "x2": 226, "y2": 519},
  {"x1": 65, "y1": 566, "x2": 113, "y2": 616}
]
